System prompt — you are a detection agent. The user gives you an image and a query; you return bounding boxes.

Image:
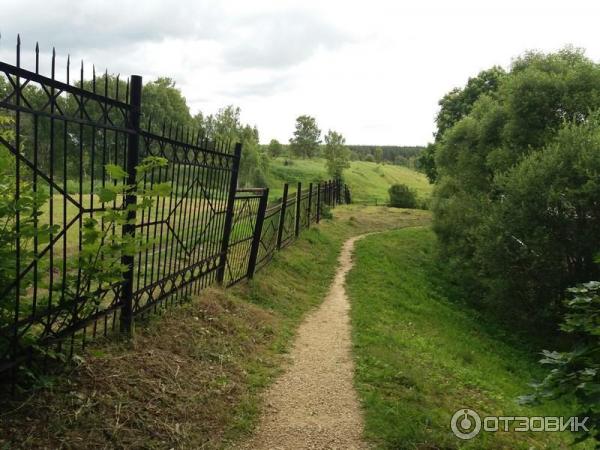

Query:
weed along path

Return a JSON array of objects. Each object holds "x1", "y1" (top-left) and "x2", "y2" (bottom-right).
[{"x1": 240, "y1": 235, "x2": 368, "y2": 450}]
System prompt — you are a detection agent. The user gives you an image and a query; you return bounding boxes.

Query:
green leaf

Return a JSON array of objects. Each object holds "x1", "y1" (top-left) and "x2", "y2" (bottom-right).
[
  {"x1": 105, "y1": 164, "x2": 128, "y2": 180},
  {"x1": 98, "y1": 187, "x2": 117, "y2": 203},
  {"x1": 150, "y1": 182, "x2": 172, "y2": 197}
]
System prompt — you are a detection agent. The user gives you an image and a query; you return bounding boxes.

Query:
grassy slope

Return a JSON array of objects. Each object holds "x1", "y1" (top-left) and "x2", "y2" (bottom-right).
[
  {"x1": 347, "y1": 227, "x2": 588, "y2": 449},
  {"x1": 267, "y1": 157, "x2": 432, "y2": 203},
  {"x1": 0, "y1": 205, "x2": 430, "y2": 449}
]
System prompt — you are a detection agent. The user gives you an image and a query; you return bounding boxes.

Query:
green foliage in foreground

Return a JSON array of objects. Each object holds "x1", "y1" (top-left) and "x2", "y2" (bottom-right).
[
  {"x1": 388, "y1": 183, "x2": 417, "y2": 208},
  {"x1": 523, "y1": 281, "x2": 600, "y2": 446},
  {"x1": 0, "y1": 134, "x2": 171, "y2": 372},
  {"x1": 347, "y1": 227, "x2": 587, "y2": 449}
]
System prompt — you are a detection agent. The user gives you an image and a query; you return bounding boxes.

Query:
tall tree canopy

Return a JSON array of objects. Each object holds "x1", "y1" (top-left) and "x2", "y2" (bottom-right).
[
  {"x1": 430, "y1": 47, "x2": 600, "y2": 327},
  {"x1": 142, "y1": 77, "x2": 193, "y2": 131},
  {"x1": 323, "y1": 130, "x2": 350, "y2": 179},
  {"x1": 267, "y1": 139, "x2": 284, "y2": 158},
  {"x1": 419, "y1": 66, "x2": 505, "y2": 182},
  {"x1": 289, "y1": 115, "x2": 321, "y2": 158}
]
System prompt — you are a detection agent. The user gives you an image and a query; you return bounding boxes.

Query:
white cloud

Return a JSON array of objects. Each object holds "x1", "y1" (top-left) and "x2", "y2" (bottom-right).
[{"x1": 3, "y1": 0, "x2": 600, "y2": 145}]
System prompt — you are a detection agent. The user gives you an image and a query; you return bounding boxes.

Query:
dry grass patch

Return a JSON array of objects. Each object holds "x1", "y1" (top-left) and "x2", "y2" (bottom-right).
[{"x1": 0, "y1": 289, "x2": 280, "y2": 449}]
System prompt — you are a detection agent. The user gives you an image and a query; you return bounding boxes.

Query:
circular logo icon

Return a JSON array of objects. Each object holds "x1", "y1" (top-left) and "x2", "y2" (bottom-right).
[{"x1": 451, "y1": 408, "x2": 481, "y2": 440}]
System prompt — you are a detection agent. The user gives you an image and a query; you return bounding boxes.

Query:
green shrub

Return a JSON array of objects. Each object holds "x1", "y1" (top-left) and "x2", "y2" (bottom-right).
[{"x1": 388, "y1": 183, "x2": 417, "y2": 208}]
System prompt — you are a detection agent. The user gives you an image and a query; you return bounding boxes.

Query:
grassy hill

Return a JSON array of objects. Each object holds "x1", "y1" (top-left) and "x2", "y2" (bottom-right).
[
  {"x1": 348, "y1": 227, "x2": 587, "y2": 449},
  {"x1": 266, "y1": 157, "x2": 432, "y2": 204}
]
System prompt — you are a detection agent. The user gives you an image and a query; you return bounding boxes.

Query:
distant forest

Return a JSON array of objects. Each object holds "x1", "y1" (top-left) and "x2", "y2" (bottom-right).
[{"x1": 346, "y1": 145, "x2": 424, "y2": 165}]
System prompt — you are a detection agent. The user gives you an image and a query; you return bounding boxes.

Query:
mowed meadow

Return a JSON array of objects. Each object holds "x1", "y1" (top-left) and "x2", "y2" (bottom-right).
[{"x1": 266, "y1": 157, "x2": 432, "y2": 204}]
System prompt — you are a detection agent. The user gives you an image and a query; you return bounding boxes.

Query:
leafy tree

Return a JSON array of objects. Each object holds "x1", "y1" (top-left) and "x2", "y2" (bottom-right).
[
  {"x1": 431, "y1": 47, "x2": 600, "y2": 327},
  {"x1": 142, "y1": 77, "x2": 193, "y2": 131},
  {"x1": 388, "y1": 184, "x2": 417, "y2": 208},
  {"x1": 267, "y1": 139, "x2": 283, "y2": 158},
  {"x1": 394, "y1": 155, "x2": 408, "y2": 166},
  {"x1": 289, "y1": 115, "x2": 321, "y2": 158},
  {"x1": 205, "y1": 106, "x2": 267, "y2": 187},
  {"x1": 323, "y1": 130, "x2": 350, "y2": 179},
  {"x1": 419, "y1": 66, "x2": 505, "y2": 183},
  {"x1": 473, "y1": 114, "x2": 600, "y2": 318},
  {"x1": 435, "y1": 66, "x2": 505, "y2": 140},
  {"x1": 418, "y1": 143, "x2": 438, "y2": 183},
  {"x1": 364, "y1": 154, "x2": 375, "y2": 162},
  {"x1": 374, "y1": 147, "x2": 384, "y2": 163}
]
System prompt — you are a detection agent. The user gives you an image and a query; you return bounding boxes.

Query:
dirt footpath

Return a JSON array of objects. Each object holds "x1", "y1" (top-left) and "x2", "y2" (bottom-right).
[{"x1": 239, "y1": 235, "x2": 368, "y2": 450}]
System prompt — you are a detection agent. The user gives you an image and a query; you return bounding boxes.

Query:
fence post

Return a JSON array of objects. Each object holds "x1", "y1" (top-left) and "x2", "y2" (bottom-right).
[
  {"x1": 329, "y1": 180, "x2": 335, "y2": 208},
  {"x1": 216, "y1": 142, "x2": 243, "y2": 285},
  {"x1": 247, "y1": 188, "x2": 269, "y2": 279},
  {"x1": 295, "y1": 182, "x2": 302, "y2": 237},
  {"x1": 307, "y1": 182, "x2": 313, "y2": 227},
  {"x1": 316, "y1": 182, "x2": 322, "y2": 223},
  {"x1": 331, "y1": 179, "x2": 335, "y2": 207},
  {"x1": 276, "y1": 183, "x2": 289, "y2": 249},
  {"x1": 120, "y1": 74, "x2": 142, "y2": 335},
  {"x1": 334, "y1": 179, "x2": 339, "y2": 207}
]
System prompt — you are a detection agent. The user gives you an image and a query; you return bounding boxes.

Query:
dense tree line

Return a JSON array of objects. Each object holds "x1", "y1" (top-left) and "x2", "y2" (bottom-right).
[
  {"x1": 426, "y1": 47, "x2": 600, "y2": 329},
  {"x1": 347, "y1": 145, "x2": 424, "y2": 167},
  {"x1": 0, "y1": 74, "x2": 267, "y2": 187},
  {"x1": 0, "y1": 71, "x2": 420, "y2": 188}
]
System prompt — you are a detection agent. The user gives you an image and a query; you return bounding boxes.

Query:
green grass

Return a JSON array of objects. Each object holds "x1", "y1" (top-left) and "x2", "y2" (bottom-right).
[
  {"x1": 267, "y1": 157, "x2": 432, "y2": 204},
  {"x1": 0, "y1": 205, "x2": 431, "y2": 449},
  {"x1": 347, "y1": 227, "x2": 589, "y2": 449}
]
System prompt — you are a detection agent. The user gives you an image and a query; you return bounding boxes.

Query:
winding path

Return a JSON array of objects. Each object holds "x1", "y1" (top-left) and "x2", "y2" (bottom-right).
[{"x1": 240, "y1": 235, "x2": 368, "y2": 450}]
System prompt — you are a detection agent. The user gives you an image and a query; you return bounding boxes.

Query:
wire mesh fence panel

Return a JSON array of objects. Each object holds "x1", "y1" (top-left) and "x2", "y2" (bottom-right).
[
  {"x1": 224, "y1": 190, "x2": 262, "y2": 286},
  {"x1": 310, "y1": 187, "x2": 319, "y2": 223},
  {"x1": 280, "y1": 192, "x2": 297, "y2": 248},
  {"x1": 299, "y1": 191, "x2": 311, "y2": 230},
  {"x1": 256, "y1": 203, "x2": 281, "y2": 271}
]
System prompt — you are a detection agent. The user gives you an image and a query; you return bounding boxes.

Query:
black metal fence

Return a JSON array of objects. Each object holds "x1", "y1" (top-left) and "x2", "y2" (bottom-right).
[
  {"x1": 224, "y1": 179, "x2": 346, "y2": 287},
  {"x1": 0, "y1": 38, "x2": 350, "y2": 387}
]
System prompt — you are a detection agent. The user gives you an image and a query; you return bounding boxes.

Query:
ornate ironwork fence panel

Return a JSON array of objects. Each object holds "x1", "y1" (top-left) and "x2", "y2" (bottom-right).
[
  {"x1": 0, "y1": 37, "x2": 351, "y2": 388},
  {"x1": 0, "y1": 40, "x2": 239, "y2": 383},
  {"x1": 0, "y1": 41, "x2": 135, "y2": 376},
  {"x1": 132, "y1": 131, "x2": 238, "y2": 314}
]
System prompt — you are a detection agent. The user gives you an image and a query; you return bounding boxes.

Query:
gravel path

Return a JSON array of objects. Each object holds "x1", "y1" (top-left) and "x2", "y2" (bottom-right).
[{"x1": 239, "y1": 235, "x2": 368, "y2": 450}]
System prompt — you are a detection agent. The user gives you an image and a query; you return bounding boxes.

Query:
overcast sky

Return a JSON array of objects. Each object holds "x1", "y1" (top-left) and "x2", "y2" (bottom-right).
[{"x1": 2, "y1": 0, "x2": 600, "y2": 145}]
